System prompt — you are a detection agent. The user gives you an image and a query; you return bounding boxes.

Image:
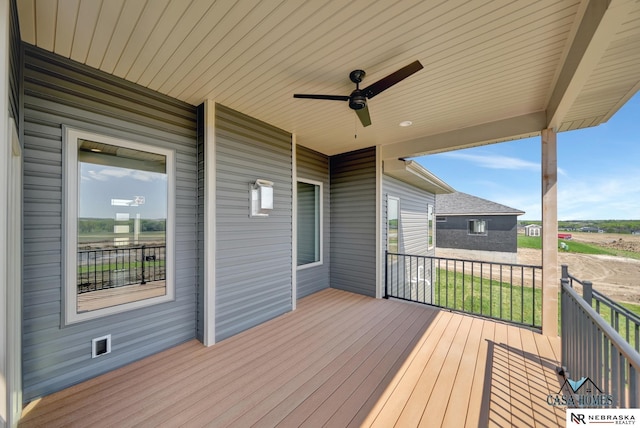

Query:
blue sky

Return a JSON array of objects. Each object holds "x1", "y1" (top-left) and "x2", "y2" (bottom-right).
[
  {"x1": 80, "y1": 163, "x2": 167, "y2": 219},
  {"x1": 414, "y1": 92, "x2": 640, "y2": 221}
]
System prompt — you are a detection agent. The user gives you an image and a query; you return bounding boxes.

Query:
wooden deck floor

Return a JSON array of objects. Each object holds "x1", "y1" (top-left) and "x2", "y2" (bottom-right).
[{"x1": 19, "y1": 288, "x2": 564, "y2": 427}]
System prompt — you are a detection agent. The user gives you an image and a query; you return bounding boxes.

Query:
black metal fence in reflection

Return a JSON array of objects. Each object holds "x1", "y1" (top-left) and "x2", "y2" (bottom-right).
[{"x1": 77, "y1": 245, "x2": 165, "y2": 293}]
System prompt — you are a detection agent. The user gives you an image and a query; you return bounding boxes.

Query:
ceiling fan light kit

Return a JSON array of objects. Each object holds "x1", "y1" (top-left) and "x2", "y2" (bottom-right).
[{"x1": 293, "y1": 60, "x2": 423, "y2": 127}]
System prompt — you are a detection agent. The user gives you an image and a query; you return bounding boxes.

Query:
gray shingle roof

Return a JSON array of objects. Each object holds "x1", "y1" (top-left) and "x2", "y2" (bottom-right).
[{"x1": 435, "y1": 192, "x2": 525, "y2": 216}]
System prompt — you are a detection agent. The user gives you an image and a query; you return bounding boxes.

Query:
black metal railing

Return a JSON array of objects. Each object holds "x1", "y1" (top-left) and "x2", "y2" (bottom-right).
[
  {"x1": 77, "y1": 245, "x2": 165, "y2": 293},
  {"x1": 385, "y1": 252, "x2": 542, "y2": 329},
  {"x1": 564, "y1": 265, "x2": 640, "y2": 353},
  {"x1": 561, "y1": 264, "x2": 640, "y2": 407}
]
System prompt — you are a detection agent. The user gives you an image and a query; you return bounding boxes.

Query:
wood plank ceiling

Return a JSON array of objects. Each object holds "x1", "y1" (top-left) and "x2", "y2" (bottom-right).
[{"x1": 16, "y1": 0, "x2": 640, "y2": 157}]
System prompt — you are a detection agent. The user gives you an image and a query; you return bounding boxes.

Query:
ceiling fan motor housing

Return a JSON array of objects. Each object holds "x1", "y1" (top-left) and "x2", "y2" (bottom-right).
[{"x1": 349, "y1": 91, "x2": 367, "y2": 110}]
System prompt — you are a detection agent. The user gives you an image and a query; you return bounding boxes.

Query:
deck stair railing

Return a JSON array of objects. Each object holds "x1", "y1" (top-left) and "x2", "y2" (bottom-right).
[
  {"x1": 385, "y1": 252, "x2": 542, "y2": 329},
  {"x1": 77, "y1": 245, "x2": 165, "y2": 293},
  {"x1": 561, "y1": 264, "x2": 640, "y2": 407}
]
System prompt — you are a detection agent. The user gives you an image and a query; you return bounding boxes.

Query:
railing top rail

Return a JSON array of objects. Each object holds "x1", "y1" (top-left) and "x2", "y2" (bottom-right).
[
  {"x1": 566, "y1": 270, "x2": 640, "y2": 325},
  {"x1": 78, "y1": 244, "x2": 165, "y2": 254},
  {"x1": 562, "y1": 280, "x2": 640, "y2": 370},
  {"x1": 386, "y1": 252, "x2": 542, "y2": 270},
  {"x1": 592, "y1": 288, "x2": 640, "y2": 325}
]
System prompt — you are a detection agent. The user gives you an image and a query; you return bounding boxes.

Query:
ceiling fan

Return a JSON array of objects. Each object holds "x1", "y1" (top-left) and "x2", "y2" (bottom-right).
[{"x1": 293, "y1": 60, "x2": 423, "y2": 127}]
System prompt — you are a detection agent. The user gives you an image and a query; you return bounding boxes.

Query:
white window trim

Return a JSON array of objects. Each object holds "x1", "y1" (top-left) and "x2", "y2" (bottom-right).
[
  {"x1": 63, "y1": 127, "x2": 176, "y2": 325},
  {"x1": 386, "y1": 195, "x2": 400, "y2": 253},
  {"x1": 296, "y1": 178, "x2": 323, "y2": 270},
  {"x1": 468, "y1": 218, "x2": 488, "y2": 236},
  {"x1": 427, "y1": 204, "x2": 435, "y2": 250}
]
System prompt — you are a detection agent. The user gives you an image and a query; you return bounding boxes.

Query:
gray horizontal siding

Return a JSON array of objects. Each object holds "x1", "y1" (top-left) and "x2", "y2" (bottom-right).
[
  {"x1": 215, "y1": 104, "x2": 292, "y2": 342},
  {"x1": 296, "y1": 145, "x2": 330, "y2": 299},
  {"x1": 9, "y1": 0, "x2": 20, "y2": 130},
  {"x1": 383, "y1": 175, "x2": 435, "y2": 303},
  {"x1": 196, "y1": 104, "x2": 205, "y2": 342},
  {"x1": 383, "y1": 175, "x2": 434, "y2": 257},
  {"x1": 330, "y1": 147, "x2": 376, "y2": 297},
  {"x1": 22, "y1": 45, "x2": 198, "y2": 402}
]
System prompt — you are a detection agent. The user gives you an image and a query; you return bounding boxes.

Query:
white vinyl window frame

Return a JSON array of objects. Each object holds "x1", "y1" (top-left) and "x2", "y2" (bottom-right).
[
  {"x1": 468, "y1": 219, "x2": 488, "y2": 236},
  {"x1": 296, "y1": 178, "x2": 323, "y2": 270},
  {"x1": 387, "y1": 195, "x2": 400, "y2": 253},
  {"x1": 63, "y1": 127, "x2": 176, "y2": 325},
  {"x1": 427, "y1": 204, "x2": 435, "y2": 250}
]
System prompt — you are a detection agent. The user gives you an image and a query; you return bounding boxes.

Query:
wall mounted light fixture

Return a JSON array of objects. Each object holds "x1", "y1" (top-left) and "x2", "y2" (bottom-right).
[{"x1": 250, "y1": 179, "x2": 274, "y2": 217}]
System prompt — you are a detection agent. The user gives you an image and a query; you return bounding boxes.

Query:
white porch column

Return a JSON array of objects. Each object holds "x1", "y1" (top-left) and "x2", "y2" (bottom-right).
[
  {"x1": 204, "y1": 100, "x2": 217, "y2": 346},
  {"x1": 541, "y1": 128, "x2": 559, "y2": 337}
]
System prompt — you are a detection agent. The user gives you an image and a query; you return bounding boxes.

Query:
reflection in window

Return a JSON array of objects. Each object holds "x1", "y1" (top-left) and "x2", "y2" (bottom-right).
[
  {"x1": 468, "y1": 219, "x2": 487, "y2": 235},
  {"x1": 297, "y1": 180, "x2": 322, "y2": 267},
  {"x1": 65, "y1": 128, "x2": 174, "y2": 324},
  {"x1": 387, "y1": 197, "x2": 399, "y2": 253}
]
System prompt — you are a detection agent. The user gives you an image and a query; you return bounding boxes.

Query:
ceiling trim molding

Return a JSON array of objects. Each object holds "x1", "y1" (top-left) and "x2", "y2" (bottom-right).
[
  {"x1": 379, "y1": 111, "x2": 546, "y2": 160},
  {"x1": 546, "y1": 0, "x2": 636, "y2": 130}
]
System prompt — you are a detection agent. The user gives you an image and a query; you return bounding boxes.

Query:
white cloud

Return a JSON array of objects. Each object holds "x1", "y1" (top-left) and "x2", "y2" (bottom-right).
[
  {"x1": 82, "y1": 167, "x2": 165, "y2": 183},
  {"x1": 439, "y1": 152, "x2": 539, "y2": 171},
  {"x1": 557, "y1": 174, "x2": 640, "y2": 220},
  {"x1": 439, "y1": 151, "x2": 568, "y2": 175}
]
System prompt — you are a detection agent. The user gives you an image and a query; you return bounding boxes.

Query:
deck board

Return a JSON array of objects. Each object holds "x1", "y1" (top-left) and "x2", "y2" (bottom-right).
[
  {"x1": 19, "y1": 288, "x2": 564, "y2": 428},
  {"x1": 462, "y1": 319, "x2": 496, "y2": 427}
]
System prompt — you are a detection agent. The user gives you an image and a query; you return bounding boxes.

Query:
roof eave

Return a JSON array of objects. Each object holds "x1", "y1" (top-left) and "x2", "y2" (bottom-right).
[{"x1": 383, "y1": 159, "x2": 455, "y2": 194}]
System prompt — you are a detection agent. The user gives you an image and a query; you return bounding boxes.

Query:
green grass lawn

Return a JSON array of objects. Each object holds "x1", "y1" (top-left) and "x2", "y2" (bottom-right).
[
  {"x1": 518, "y1": 235, "x2": 617, "y2": 255},
  {"x1": 78, "y1": 260, "x2": 165, "y2": 274},
  {"x1": 518, "y1": 235, "x2": 640, "y2": 260},
  {"x1": 432, "y1": 268, "x2": 542, "y2": 328}
]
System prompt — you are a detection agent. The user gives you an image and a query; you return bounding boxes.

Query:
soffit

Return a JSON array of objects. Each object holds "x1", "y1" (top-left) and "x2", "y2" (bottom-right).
[{"x1": 16, "y1": 0, "x2": 640, "y2": 157}]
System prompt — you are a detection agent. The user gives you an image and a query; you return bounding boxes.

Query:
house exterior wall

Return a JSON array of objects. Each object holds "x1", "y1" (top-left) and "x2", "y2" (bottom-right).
[
  {"x1": 296, "y1": 145, "x2": 330, "y2": 299},
  {"x1": 436, "y1": 214, "x2": 518, "y2": 253},
  {"x1": 330, "y1": 147, "x2": 377, "y2": 297},
  {"x1": 21, "y1": 45, "x2": 198, "y2": 402},
  {"x1": 382, "y1": 175, "x2": 435, "y2": 303},
  {"x1": 2, "y1": 0, "x2": 23, "y2": 424},
  {"x1": 214, "y1": 104, "x2": 293, "y2": 342},
  {"x1": 8, "y1": 0, "x2": 20, "y2": 134},
  {"x1": 382, "y1": 175, "x2": 435, "y2": 256},
  {"x1": 196, "y1": 104, "x2": 205, "y2": 342}
]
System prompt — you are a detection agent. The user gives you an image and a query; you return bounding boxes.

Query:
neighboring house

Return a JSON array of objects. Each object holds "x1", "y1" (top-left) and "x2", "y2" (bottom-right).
[
  {"x1": 2, "y1": 1, "x2": 640, "y2": 425},
  {"x1": 435, "y1": 192, "x2": 525, "y2": 263},
  {"x1": 525, "y1": 224, "x2": 542, "y2": 237}
]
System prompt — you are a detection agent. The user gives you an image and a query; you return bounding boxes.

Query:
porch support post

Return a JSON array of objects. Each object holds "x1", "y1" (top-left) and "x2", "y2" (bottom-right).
[
  {"x1": 541, "y1": 128, "x2": 559, "y2": 337},
  {"x1": 203, "y1": 99, "x2": 216, "y2": 346}
]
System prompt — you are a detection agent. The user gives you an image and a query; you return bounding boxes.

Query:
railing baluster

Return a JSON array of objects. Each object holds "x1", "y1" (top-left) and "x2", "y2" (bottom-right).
[
  {"x1": 561, "y1": 264, "x2": 640, "y2": 411},
  {"x1": 383, "y1": 252, "x2": 542, "y2": 328}
]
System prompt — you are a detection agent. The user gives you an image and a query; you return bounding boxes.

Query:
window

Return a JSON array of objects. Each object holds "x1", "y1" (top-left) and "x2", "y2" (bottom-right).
[
  {"x1": 468, "y1": 219, "x2": 487, "y2": 236},
  {"x1": 387, "y1": 196, "x2": 399, "y2": 253},
  {"x1": 427, "y1": 204, "x2": 434, "y2": 249},
  {"x1": 64, "y1": 127, "x2": 175, "y2": 324},
  {"x1": 297, "y1": 179, "x2": 322, "y2": 268}
]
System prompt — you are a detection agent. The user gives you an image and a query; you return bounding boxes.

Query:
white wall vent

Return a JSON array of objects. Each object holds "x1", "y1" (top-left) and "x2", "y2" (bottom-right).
[{"x1": 92, "y1": 334, "x2": 112, "y2": 358}]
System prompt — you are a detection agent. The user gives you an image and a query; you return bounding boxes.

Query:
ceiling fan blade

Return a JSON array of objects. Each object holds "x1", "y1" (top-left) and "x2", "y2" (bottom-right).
[
  {"x1": 362, "y1": 60, "x2": 423, "y2": 99},
  {"x1": 293, "y1": 94, "x2": 350, "y2": 101},
  {"x1": 355, "y1": 104, "x2": 372, "y2": 127}
]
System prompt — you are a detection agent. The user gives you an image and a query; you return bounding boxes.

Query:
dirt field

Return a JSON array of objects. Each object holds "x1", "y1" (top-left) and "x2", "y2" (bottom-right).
[{"x1": 518, "y1": 232, "x2": 640, "y2": 304}]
